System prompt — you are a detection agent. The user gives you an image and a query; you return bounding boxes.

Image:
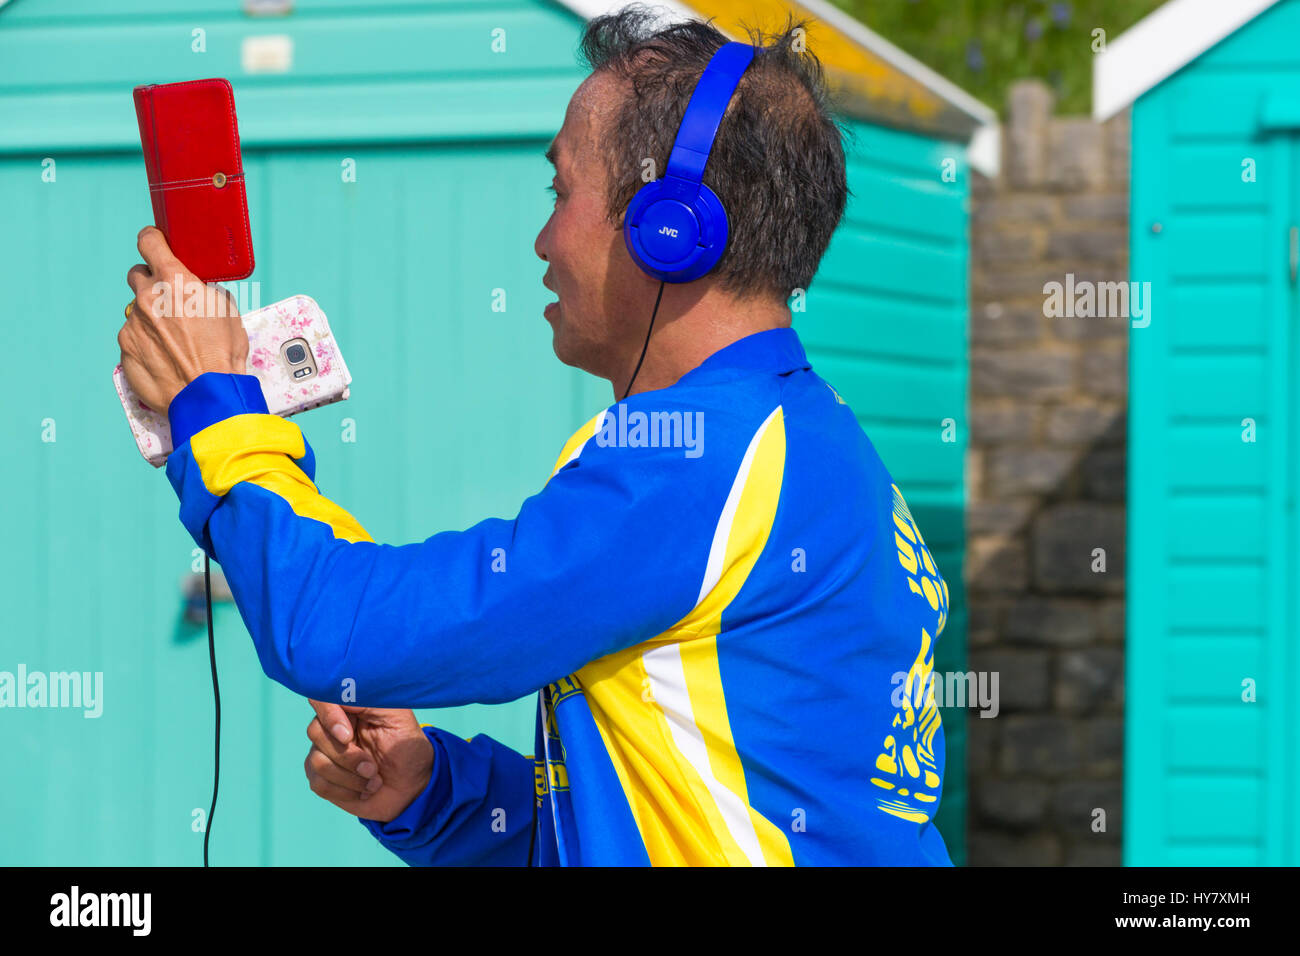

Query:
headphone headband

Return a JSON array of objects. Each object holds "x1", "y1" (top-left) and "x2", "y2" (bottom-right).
[{"x1": 664, "y1": 41, "x2": 756, "y2": 186}]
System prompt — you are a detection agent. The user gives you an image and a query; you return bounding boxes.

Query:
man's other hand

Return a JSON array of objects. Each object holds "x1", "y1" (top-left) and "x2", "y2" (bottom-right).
[
  {"x1": 118, "y1": 225, "x2": 249, "y2": 413},
  {"x1": 304, "y1": 700, "x2": 435, "y2": 824}
]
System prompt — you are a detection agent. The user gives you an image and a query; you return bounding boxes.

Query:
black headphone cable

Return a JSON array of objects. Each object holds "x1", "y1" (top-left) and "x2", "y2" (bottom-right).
[
  {"x1": 200, "y1": 278, "x2": 661, "y2": 867},
  {"x1": 203, "y1": 551, "x2": 221, "y2": 868},
  {"x1": 621, "y1": 280, "x2": 666, "y2": 401}
]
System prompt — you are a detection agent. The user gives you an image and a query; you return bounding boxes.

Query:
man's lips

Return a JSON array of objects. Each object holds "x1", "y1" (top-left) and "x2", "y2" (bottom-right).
[{"x1": 543, "y1": 277, "x2": 559, "y2": 318}]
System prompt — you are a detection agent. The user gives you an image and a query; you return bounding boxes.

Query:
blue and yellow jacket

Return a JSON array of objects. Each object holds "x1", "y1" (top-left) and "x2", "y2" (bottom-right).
[{"x1": 164, "y1": 326, "x2": 952, "y2": 866}]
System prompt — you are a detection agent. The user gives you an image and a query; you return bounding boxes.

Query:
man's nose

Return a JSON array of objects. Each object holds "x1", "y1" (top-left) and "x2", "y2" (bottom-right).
[{"x1": 534, "y1": 217, "x2": 550, "y2": 263}]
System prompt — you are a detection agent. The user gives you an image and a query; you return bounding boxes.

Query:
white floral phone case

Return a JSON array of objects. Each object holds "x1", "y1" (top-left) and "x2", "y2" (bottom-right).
[{"x1": 113, "y1": 294, "x2": 352, "y2": 467}]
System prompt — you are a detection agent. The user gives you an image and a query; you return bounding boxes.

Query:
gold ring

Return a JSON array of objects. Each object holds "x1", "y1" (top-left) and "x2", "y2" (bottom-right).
[{"x1": 125, "y1": 298, "x2": 135, "y2": 318}]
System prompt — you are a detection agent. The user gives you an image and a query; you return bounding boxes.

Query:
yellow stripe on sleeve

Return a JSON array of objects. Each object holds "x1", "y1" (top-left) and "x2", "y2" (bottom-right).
[{"x1": 188, "y1": 414, "x2": 373, "y2": 543}]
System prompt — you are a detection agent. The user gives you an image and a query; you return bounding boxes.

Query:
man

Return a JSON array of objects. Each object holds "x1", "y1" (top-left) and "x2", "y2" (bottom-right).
[{"x1": 118, "y1": 9, "x2": 952, "y2": 866}]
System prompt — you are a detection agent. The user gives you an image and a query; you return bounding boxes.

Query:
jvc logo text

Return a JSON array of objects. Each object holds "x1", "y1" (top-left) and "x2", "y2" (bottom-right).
[{"x1": 658, "y1": 226, "x2": 678, "y2": 238}]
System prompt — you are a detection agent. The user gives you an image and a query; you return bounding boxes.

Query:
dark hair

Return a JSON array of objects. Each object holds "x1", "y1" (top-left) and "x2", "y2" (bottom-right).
[{"x1": 578, "y1": 3, "x2": 851, "y2": 303}]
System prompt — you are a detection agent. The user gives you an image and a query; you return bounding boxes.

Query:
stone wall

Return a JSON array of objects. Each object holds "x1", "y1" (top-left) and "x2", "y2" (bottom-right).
[{"x1": 965, "y1": 80, "x2": 1130, "y2": 866}]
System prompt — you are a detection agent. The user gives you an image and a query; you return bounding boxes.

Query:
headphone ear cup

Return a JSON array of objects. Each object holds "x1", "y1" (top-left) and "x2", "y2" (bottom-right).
[
  {"x1": 623, "y1": 178, "x2": 670, "y2": 277},
  {"x1": 685, "y1": 182, "x2": 730, "y2": 280},
  {"x1": 623, "y1": 179, "x2": 731, "y2": 283}
]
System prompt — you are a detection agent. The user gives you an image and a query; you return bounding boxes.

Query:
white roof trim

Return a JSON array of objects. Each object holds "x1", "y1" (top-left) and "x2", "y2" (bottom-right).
[
  {"x1": 1093, "y1": 0, "x2": 1283, "y2": 120},
  {"x1": 554, "y1": 0, "x2": 698, "y2": 25},
  {"x1": 794, "y1": 0, "x2": 996, "y2": 129},
  {"x1": 967, "y1": 122, "x2": 1000, "y2": 180},
  {"x1": 554, "y1": 0, "x2": 998, "y2": 175},
  {"x1": 795, "y1": 0, "x2": 996, "y2": 175}
]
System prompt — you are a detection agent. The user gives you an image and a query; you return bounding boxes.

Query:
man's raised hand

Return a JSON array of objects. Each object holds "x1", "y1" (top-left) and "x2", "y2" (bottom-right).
[{"x1": 304, "y1": 699, "x2": 435, "y2": 824}]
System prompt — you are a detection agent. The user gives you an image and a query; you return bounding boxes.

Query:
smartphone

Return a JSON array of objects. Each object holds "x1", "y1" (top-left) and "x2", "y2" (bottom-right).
[{"x1": 113, "y1": 294, "x2": 352, "y2": 467}]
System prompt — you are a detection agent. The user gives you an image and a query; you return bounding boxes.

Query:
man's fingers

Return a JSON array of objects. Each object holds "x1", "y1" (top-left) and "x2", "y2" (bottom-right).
[
  {"x1": 308, "y1": 698, "x2": 354, "y2": 744},
  {"x1": 304, "y1": 753, "x2": 373, "y2": 807},
  {"x1": 126, "y1": 263, "x2": 152, "y2": 297},
  {"x1": 305, "y1": 715, "x2": 356, "y2": 758},
  {"x1": 305, "y1": 716, "x2": 379, "y2": 778},
  {"x1": 136, "y1": 226, "x2": 178, "y2": 276},
  {"x1": 125, "y1": 263, "x2": 179, "y2": 322},
  {"x1": 306, "y1": 745, "x2": 382, "y2": 796}
]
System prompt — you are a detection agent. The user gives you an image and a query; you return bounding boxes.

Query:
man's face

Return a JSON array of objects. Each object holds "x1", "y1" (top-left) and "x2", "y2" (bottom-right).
[{"x1": 535, "y1": 71, "x2": 653, "y2": 381}]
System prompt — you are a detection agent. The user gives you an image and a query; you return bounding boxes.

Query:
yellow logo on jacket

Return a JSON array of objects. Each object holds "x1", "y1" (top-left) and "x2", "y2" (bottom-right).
[{"x1": 871, "y1": 484, "x2": 949, "y2": 823}]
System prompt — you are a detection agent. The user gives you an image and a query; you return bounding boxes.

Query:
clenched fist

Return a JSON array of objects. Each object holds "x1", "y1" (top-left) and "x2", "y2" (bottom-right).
[
  {"x1": 304, "y1": 699, "x2": 435, "y2": 824},
  {"x1": 117, "y1": 225, "x2": 249, "y2": 413}
]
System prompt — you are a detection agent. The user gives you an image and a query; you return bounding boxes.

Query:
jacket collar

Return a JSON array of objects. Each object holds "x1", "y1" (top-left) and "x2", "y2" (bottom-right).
[{"x1": 679, "y1": 327, "x2": 812, "y2": 383}]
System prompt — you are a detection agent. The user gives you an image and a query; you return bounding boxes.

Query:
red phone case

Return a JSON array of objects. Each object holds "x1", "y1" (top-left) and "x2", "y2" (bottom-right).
[{"x1": 133, "y1": 78, "x2": 254, "y2": 282}]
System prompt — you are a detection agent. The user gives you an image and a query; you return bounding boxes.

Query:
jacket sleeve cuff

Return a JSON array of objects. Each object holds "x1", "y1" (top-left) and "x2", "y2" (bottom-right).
[
  {"x1": 167, "y1": 372, "x2": 269, "y2": 450},
  {"x1": 359, "y1": 727, "x2": 449, "y2": 850}
]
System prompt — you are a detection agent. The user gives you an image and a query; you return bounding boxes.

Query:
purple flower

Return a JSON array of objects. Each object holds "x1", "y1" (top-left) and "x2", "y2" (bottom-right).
[
  {"x1": 1025, "y1": 18, "x2": 1043, "y2": 42},
  {"x1": 965, "y1": 40, "x2": 984, "y2": 72},
  {"x1": 1051, "y1": 2, "x2": 1072, "y2": 27}
]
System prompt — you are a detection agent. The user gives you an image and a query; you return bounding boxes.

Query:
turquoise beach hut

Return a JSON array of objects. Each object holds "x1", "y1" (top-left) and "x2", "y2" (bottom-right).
[{"x1": 1096, "y1": 0, "x2": 1300, "y2": 865}]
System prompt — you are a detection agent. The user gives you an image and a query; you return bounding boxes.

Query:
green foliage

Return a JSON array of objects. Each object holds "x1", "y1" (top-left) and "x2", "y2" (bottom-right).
[{"x1": 832, "y1": 0, "x2": 1167, "y2": 115}]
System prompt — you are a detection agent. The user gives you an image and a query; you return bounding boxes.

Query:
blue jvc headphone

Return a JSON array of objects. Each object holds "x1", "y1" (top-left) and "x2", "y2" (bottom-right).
[
  {"x1": 618, "y1": 41, "x2": 756, "y2": 399},
  {"x1": 623, "y1": 41, "x2": 757, "y2": 283}
]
